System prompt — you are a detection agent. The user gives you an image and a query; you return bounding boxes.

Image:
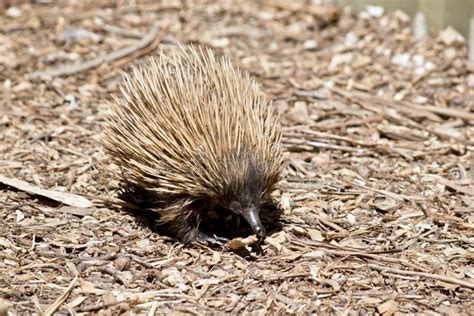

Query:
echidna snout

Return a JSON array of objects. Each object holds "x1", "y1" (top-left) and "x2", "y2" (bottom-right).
[{"x1": 241, "y1": 207, "x2": 266, "y2": 240}]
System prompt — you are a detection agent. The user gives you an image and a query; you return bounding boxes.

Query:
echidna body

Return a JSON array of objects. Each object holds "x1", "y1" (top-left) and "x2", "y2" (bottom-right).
[{"x1": 103, "y1": 46, "x2": 283, "y2": 244}]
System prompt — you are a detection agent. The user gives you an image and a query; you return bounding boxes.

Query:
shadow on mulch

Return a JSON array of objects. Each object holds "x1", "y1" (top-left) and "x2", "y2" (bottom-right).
[{"x1": 116, "y1": 185, "x2": 284, "y2": 251}]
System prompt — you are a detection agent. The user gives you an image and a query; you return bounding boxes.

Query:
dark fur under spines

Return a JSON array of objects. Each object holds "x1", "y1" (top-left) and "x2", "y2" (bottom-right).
[{"x1": 103, "y1": 45, "x2": 283, "y2": 244}]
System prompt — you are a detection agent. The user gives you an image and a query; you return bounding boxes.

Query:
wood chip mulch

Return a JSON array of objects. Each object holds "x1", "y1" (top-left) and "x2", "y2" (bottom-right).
[{"x1": 1, "y1": 1, "x2": 473, "y2": 314}]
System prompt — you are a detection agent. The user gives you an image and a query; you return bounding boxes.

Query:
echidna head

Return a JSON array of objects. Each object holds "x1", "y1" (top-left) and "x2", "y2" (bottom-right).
[
  {"x1": 227, "y1": 200, "x2": 266, "y2": 240},
  {"x1": 220, "y1": 156, "x2": 269, "y2": 240}
]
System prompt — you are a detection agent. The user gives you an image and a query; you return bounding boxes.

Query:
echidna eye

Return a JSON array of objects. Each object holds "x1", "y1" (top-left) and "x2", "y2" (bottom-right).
[{"x1": 228, "y1": 201, "x2": 241, "y2": 212}]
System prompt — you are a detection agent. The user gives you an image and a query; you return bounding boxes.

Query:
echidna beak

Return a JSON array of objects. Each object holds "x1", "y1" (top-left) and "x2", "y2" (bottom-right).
[{"x1": 242, "y1": 208, "x2": 266, "y2": 240}]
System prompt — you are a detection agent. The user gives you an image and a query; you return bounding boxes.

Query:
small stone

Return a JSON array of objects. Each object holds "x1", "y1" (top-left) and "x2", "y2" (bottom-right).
[
  {"x1": 366, "y1": 5, "x2": 384, "y2": 18},
  {"x1": 344, "y1": 32, "x2": 358, "y2": 46},
  {"x1": 303, "y1": 39, "x2": 317, "y2": 50},
  {"x1": 440, "y1": 26, "x2": 465, "y2": 45},
  {"x1": 6, "y1": 6, "x2": 22, "y2": 18},
  {"x1": 392, "y1": 53, "x2": 411, "y2": 67}
]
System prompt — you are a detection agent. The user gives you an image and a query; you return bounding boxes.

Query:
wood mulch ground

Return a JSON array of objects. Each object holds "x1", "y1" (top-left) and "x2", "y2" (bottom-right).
[{"x1": 1, "y1": 1, "x2": 473, "y2": 314}]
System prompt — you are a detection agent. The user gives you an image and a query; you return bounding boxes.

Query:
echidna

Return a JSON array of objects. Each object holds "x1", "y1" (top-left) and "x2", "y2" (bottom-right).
[{"x1": 103, "y1": 45, "x2": 283, "y2": 245}]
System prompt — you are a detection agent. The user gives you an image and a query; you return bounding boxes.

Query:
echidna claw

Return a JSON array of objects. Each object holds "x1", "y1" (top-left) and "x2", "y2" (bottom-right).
[
  {"x1": 195, "y1": 232, "x2": 228, "y2": 246},
  {"x1": 213, "y1": 235, "x2": 230, "y2": 243}
]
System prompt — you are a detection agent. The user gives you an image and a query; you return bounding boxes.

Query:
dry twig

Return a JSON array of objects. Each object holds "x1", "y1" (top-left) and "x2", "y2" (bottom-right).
[
  {"x1": 0, "y1": 174, "x2": 92, "y2": 208},
  {"x1": 368, "y1": 264, "x2": 474, "y2": 290},
  {"x1": 43, "y1": 276, "x2": 79, "y2": 316},
  {"x1": 30, "y1": 23, "x2": 168, "y2": 78}
]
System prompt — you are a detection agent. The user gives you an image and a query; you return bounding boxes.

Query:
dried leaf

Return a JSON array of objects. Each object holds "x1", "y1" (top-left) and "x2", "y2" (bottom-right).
[
  {"x1": 114, "y1": 256, "x2": 131, "y2": 271},
  {"x1": 225, "y1": 235, "x2": 258, "y2": 250},
  {"x1": 0, "y1": 298, "x2": 11, "y2": 316},
  {"x1": 307, "y1": 228, "x2": 324, "y2": 241},
  {"x1": 80, "y1": 281, "x2": 97, "y2": 294},
  {"x1": 377, "y1": 300, "x2": 398, "y2": 316}
]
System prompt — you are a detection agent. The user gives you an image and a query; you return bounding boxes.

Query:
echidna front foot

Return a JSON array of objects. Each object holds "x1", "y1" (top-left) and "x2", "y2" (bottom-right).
[
  {"x1": 167, "y1": 208, "x2": 227, "y2": 246},
  {"x1": 194, "y1": 231, "x2": 229, "y2": 246}
]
